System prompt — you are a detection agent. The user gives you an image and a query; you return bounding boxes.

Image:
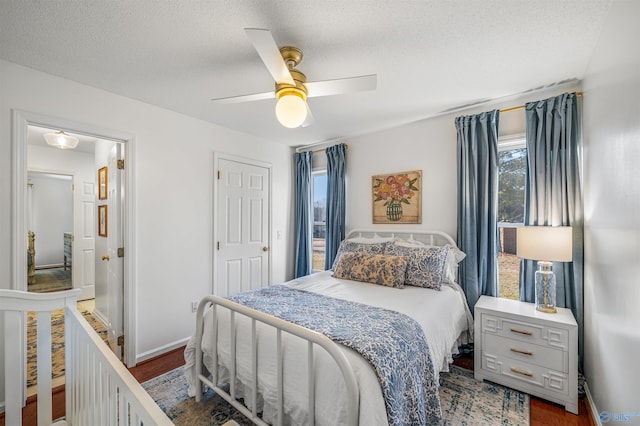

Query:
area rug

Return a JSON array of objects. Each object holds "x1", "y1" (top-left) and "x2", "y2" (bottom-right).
[
  {"x1": 29, "y1": 267, "x2": 72, "y2": 293},
  {"x1": 440, "y1": 365, "x2": 529, "y2": 425},
  {"x1": 26, "y1": 308, "x2": 110, "y2": 388},
  {"x1": 143, "y1": 365, "x2": 530, "y2": 425}
]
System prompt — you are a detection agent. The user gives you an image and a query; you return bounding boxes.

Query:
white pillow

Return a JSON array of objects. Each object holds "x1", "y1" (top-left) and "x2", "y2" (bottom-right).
[{"x1": 443, "y1": 245, "x2": 466, "y2": 285}]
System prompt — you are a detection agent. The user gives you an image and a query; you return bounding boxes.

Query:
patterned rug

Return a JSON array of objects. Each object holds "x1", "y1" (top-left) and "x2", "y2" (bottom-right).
[
  {"x1": 143, "y1": 365, "x2": 529, "y2": 425},
  {"x1": 29, "y1": 267, "x2": 72, "y2": 293},
  {"x1": 26, "y1": 307, "x2": 110, "y2": 388},
  {"x1": 440, "y1": 365, "x2": 529, "y2": 425}
]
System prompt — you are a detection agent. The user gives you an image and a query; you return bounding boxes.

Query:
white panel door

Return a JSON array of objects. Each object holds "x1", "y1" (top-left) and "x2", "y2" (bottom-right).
[
  {"x1": 73, "y1": 172, "x2": 96, "y2": 300},
  {"x1": 216, "y1": 158, "x2": 270, "y2": 297},
  {"x1": 106, "y1": 144, "x2": 124, "y2": 358}
]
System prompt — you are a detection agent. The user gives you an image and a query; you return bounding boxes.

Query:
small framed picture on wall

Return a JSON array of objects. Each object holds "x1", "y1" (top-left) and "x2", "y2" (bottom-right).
[
  {"x1": 98, "y1": 166, "x2": 108, "y2": 200},
  {"x1": 98, "y1": 205, "x2": 108, "y2": 237}
]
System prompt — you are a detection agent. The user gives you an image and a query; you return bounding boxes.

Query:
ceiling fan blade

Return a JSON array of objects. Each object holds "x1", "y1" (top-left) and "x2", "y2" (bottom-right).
[
  {"x1": 301, "y1": 103, "x2": 315, "y2": 127},
  {"x1": 245, "y1": 28, "x2": 295, "y2": 85},
  {"x1": 211, "y1": 91, "x2": 275, "y2": 104},
  {"x1": 306, "y1": 74, "x2": 377, "y2": 98}
]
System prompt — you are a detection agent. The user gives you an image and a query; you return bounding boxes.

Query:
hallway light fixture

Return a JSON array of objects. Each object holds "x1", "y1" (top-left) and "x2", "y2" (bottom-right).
[{"x1": 44, "y1": 131, "x2": 79, "y2": 150}]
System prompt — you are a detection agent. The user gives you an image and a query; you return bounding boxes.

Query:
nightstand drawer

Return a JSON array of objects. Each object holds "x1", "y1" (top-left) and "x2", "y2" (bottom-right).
[
  {"x1": 481, "y1": 314, "x2": 569, "y2": 351},
  {"x1": 483, "y1": 333, "x2": 566, "y2": 372},
  {"x1": 481, "y1": 351, "x2": 569, "y2": 395}
]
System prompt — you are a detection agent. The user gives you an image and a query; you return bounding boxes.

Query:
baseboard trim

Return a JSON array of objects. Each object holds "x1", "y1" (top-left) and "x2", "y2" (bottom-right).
[
  {"x1": 34, "y1": 264, "x2": 65, "y2": 270},
  {"x1": 136, "y1": 337, "x2": 190, "y2": 365},
  {"x1": 584, "y1": 381, "x2": 602, "y2": 426}
]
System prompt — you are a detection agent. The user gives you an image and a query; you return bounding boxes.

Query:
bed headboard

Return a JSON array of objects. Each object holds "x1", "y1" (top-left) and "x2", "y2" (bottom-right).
[{"x1": 346, "y1": 228, "x2": 457, "y2": 248}]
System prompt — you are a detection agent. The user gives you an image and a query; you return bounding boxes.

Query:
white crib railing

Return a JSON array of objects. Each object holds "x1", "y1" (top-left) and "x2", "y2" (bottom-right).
[{"x1": 1, "y1": 289, "x2": 172, "y2": 426}]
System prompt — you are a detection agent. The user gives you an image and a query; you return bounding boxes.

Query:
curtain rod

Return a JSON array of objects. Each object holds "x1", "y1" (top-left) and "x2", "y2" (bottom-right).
[
  {"x1": 297, "y1": 143, "x2": 349, "y2": 154},
  {"x1": 500, "y1": 92, "x2": 583, "y2": 114}
]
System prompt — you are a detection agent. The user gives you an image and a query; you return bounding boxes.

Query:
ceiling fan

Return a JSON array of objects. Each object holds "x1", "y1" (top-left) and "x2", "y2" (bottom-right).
[{"x1": 211, "y1": 28, "x2": 377, "y2": 128}]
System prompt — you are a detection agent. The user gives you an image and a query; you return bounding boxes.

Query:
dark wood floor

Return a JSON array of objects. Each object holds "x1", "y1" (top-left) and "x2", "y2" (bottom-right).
[
  {"x1": 3, "y1": 346, "x2": 594, "y2": 426},
  {"x1": 452, "y1": 353, "x2": 594, "y2": 426}
]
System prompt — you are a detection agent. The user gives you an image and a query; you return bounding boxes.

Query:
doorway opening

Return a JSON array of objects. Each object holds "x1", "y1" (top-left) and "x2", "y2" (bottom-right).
[
  {"x1": 13, "y1": 111, "x2": 137, "y2": 368},
  {"x1": 27, "y1": 171, "x2": 73, "y2": 293}
]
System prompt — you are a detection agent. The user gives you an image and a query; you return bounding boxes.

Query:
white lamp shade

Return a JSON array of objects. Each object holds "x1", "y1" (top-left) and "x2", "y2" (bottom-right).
[
  {"x1": 516, "y1": 226, "x2": 573, "y2": 262},
  {"x1": 44, "y1": 131, "x2": 79, "y2": 150},
  {"x1": 275, "y1": 94, "x2": 307, "y2": 128}
]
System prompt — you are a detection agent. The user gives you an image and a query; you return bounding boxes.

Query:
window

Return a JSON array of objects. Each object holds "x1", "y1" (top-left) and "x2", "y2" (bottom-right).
[
  {"x1": 497, "y1": 136, "x2": 526, "y2": 300},
  {"x1": 312, "y1": 172, "x2": 327, "y2": 271}
]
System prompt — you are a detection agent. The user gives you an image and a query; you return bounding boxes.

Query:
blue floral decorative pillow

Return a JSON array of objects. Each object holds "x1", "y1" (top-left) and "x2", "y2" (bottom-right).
[
  {"x1": 384, "y1": 243, "x2": 449, "y2": 290},
  {"x1": 333, "y1": 252, "x2": 407, "y2": 288},
  {"x1": 331, "y1": 239, "x2": 391, "y2": 270}
]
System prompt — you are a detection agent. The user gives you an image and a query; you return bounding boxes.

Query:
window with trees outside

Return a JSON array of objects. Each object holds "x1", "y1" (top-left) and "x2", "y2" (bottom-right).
[
  {"x1": 312, "y1": 172, "x2": 327, "y2": 271},
  {"x1": 498, "y1": 136, "x2": 526, "y2": 300}
]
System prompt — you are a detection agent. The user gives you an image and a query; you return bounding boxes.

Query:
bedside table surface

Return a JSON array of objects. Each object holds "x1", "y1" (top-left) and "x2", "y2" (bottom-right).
[{"x1": 475, "y1": 295, "x2": 577, "y2": 327}]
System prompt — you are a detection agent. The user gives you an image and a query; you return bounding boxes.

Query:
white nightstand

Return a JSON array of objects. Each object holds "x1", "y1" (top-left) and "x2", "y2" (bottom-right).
[{"x1": 474, "y1": 295, "x2": 578, "y2": 414}]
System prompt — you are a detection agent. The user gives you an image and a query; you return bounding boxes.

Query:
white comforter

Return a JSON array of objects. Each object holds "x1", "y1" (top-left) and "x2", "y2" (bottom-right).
[{"x1": 184, "y1": 271, "x2": 473, "y2": 425}]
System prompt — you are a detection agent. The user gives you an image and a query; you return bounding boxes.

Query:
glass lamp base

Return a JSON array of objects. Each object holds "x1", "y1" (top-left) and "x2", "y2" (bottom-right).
[{"x1": 535, "y1": 261, "x2": 557, "y2": 313}]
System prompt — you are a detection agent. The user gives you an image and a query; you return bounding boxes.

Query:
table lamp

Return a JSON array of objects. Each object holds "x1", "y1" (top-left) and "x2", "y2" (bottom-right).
[{"x1": 516, "y1": 226, "x2": 572, "y2": 313}]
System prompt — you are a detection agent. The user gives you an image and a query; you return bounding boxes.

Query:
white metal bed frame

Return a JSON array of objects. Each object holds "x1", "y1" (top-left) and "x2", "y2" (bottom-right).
[
  {"x1": 193, "y1": 228, "x2": 459, "y2": 426},
  {"x1": 2, "y1": 289, "x2": 172, "y2": 426}
]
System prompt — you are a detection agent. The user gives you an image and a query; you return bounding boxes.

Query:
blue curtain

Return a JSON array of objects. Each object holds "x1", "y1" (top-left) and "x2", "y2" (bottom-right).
[
  {"x1": 294, "y1": 151, "x2": 312, "y2": 277},
  {"x1": 325, "y1": 144, "x2": 347, "y2": 270},
  {"x1": 520, "y1": 92, "x2": 584, "y2": 368},
  {"x1": 455, "y1": 110, "x2": 500, "y2": 313}
]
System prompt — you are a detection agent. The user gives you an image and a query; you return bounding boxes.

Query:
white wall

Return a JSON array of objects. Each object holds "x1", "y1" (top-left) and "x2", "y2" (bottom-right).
[
  {"x1": 346, "y1": 114, "x2": 459, "y2": 236},
  {"x1": 0, "y1": 59, "x2": 293, "y2": 395},
  {"x1": 28, "y1": 174, "x2": 73, "y2": 267},
  {"x1": 345, "y1": 86, "x2": 580, "y2": 239},
  {"x1": 582, "y1": 0, "x2": 640, "y2": 421}
]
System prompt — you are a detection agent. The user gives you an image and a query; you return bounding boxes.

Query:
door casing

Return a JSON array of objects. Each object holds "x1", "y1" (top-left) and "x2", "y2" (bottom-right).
[{"x1": 11, "y1": 109, "x2": 138, "y2": 368}]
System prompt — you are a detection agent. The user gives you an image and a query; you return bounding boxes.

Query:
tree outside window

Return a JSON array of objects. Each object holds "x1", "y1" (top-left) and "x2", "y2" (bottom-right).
[{"x1": 497, "y1": 144, "x2": 526, "y2": 300}]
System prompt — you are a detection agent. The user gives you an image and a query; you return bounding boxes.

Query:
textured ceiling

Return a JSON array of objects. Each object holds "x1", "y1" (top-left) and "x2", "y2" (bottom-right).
[{"x1": 1, "y1": 1, "x2": 612, "y2": 146}]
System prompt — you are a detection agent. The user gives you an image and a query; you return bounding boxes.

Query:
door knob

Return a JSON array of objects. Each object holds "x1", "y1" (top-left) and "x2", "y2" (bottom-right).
[
  {"x1": 101, "y1": 255, "x2": 110, "y2": 261},
  {"x1": 262, "y1": 247, "x2": 269, "y2": 252}
]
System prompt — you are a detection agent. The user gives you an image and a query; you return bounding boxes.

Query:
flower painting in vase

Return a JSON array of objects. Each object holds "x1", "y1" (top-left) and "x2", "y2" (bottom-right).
[{"x1": 372, "y1": 170, "x2": 421, "y2": 224}]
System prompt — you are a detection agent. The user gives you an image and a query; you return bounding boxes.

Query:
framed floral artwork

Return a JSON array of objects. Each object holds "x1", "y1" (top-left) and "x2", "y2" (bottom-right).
[{"x1": 372, "y1": 170, "x2": 422, "y2": 224}]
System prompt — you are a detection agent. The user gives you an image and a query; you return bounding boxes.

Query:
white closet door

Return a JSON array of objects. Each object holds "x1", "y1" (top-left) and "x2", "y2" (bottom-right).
[{"x1": 216, "y1": 158, "x2": 270, "y2": 296}]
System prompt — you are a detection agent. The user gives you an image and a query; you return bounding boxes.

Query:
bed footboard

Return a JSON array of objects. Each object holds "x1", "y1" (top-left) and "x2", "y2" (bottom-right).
[{"x1": 195, "y1": 295, "x2": 360, "y2": 426}]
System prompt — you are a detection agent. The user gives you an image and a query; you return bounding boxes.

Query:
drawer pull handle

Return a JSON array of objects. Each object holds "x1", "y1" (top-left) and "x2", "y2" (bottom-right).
[
  {"x1": 510, "y1": 348, "x2": 533, "y2": 356},
  {"x1": 510, "y1": 328, "x2": 533, "y2": 336},
  {"x1": 511, "y1": 367, "x2": 534, "y2": 377}
]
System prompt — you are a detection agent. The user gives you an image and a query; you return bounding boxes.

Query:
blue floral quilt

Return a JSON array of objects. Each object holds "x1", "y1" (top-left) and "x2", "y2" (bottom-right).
[{"x1": 228, "y1": 285, "x2": 442, "y2": 425}]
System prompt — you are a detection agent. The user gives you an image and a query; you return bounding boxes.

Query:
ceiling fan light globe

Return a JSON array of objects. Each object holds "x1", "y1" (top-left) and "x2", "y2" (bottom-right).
[
  {"x1": 44, "y1": 131, "x2": 79, "y2": 150},
  {"x1": 275, "y1": 94, "x2": 307, "y2": 128}
]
